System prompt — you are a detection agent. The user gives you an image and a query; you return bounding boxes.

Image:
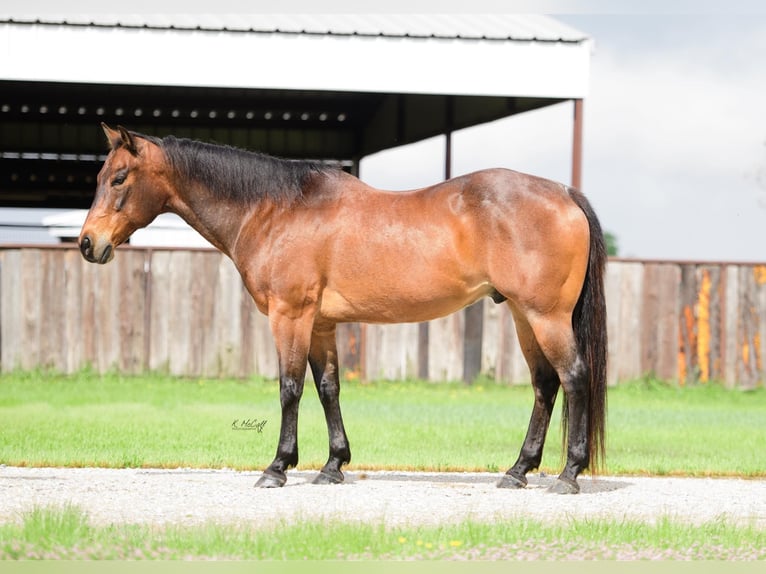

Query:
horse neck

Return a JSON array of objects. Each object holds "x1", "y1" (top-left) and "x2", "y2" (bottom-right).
[{"x1": 165, "y1": 179, "x2": 250, "y2": 258}]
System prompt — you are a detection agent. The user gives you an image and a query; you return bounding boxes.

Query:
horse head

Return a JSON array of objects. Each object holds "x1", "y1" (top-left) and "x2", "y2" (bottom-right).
[{"x1": 78, "y1": 124, "x2": 170, "y2": 264}]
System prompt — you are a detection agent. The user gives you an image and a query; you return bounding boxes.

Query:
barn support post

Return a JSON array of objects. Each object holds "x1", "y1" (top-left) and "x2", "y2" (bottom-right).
[{"x1": 571, "y1": 98, "x2": 584, "y2": 190}]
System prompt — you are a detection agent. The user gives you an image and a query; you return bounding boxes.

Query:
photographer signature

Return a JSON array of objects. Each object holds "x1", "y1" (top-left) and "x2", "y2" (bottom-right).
[{"x1": 231, "y1": 418, "x2": 268, "y2": 433}]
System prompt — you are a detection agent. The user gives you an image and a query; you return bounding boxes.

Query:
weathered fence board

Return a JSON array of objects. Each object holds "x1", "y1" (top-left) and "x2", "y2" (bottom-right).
[
  {"x1": 148, "y1": 250, "x2": 171, "y2": 372},
  {"x1": 482, "y1": 302, "x2": 528, "y2": 384},
  {"x1": 639, "y1": 263, "x2": 680, "y2": 380},
  {"x1": 21, "y1": 249, "x2": 43, "y2": 370},
  {"x1": 1, "y1": 246, "x2": 765, "y2": 388},
  {"x1": 62, "y1": 249, "x2": 83, "y2": 372},
  {"x1": 723, "y1": 265, "x2": 739, "y2": 386},
  {"x1": 167, "y1": 250, "x2": 193, "y2": 375},
  {"x1": 119, "y1": 251, "x2": 149, "y2": 373},
  {"x1": 734, "y1": 265, "x2": 766, "y2": 389},
  {"x1": 244, "y1": 282, "x2": 278, "y2": 379},
  {"x1": 208, "y1": 255, "x2": 244, "y2": 377},
  {"x1": 677, "y1": 264, "x2": 725, "y2": 385},
  {"x1": 604, "y1": 261, "x2": 643, "y2": 385},
  {"x1": 362, "y1": 323, "x2": 420, "y2": 381},
  {"x1": 428, "y1": 312, "x2": 464, "y2": 382},
  {"x1": 755, "y1": 266, "x2": 766, "y2": 388},
  {"x1": 0, "y1": 251, "x2": 20, "y2": 370}
]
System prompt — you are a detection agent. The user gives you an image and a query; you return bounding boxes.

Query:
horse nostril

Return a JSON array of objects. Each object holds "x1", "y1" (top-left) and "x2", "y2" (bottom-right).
[
  {"x1": 80, "y1": 235, "x2": 92, "y2": 257},
  {"x1": 99, "y1": 244, "x2": 113, "y2": 265}
]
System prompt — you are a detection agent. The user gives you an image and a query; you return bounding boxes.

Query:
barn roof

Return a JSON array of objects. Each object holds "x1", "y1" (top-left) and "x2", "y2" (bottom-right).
[
  {"x1": 0, "y1": 13, "x2": 591, "y2": 208},
  {"x1": 1, "y1": 13, "x2": 588, "y2": 42}
]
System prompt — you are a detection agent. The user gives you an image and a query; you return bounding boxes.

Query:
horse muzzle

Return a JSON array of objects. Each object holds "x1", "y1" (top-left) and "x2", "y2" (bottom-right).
[{"x1": 79, "y1": 234, "x2": 114, "y2": 265}]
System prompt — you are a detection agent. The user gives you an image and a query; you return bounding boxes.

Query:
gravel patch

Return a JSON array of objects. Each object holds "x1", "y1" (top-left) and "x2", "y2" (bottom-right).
[{"x1": 1, "y1": 466, "x2": 765, "y2": 528}]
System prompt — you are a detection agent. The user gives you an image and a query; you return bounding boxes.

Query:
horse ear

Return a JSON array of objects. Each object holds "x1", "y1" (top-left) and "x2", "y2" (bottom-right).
[
  {"x1": 117, "y1": 125, "x2": 138, "y2": 156},
  {"x1": 101, "y1": 122, "x2": 123, "y2": 151}
]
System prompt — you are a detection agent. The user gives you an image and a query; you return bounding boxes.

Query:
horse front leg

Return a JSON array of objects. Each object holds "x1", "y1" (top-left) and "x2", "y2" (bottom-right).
[
  {"x1": 308, "y1": 324, "x2": 351, "y2": 484},
  {"x1": 255, "y1": 305, "x2": 314, "y2": 488}
]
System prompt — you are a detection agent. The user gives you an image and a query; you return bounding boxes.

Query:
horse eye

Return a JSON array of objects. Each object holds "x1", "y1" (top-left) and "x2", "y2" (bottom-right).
[{"x1": 111, "y1": 172, "x2": 128, "y2": 186}]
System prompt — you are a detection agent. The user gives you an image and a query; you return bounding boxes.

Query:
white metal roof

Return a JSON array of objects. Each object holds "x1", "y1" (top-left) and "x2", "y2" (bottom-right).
[
  {"x1": 0, "y1": 14, "x2": 591, "y2": 99},
  {"x1": 1, "y1": 13, "x2": 588, "y2": 42}
]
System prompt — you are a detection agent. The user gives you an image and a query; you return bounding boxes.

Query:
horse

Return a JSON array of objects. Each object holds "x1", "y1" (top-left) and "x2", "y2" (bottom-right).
[{"x1": 79, "y1": 123, "x2": 607, "y2": 494}]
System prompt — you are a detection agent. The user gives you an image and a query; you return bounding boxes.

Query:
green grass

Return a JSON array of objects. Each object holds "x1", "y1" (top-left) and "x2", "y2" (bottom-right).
[
  {"x1": 0, "y1": 371, "x2": 765, "y2": 477},
  {"x1": 2, "y1": 505, "x2": 765, "y2": 560},
  {"x1": 2, "y1": 374, "x2": 765, "y2": 561}
]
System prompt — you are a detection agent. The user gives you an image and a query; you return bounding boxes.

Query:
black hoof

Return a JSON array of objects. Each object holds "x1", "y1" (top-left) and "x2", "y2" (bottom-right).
[
  {"x1": 497, "y1": 473, "x2": 527, "y2": 489},
  {"x1": 547, "y1": 478, "x2": 580, "y2": 494},
  {"x1": 312, "y1": 469, "x2": 344, "y2": 485},
  {"x1": 254, "y1": 471, "x2": 286, "y2": 488}
]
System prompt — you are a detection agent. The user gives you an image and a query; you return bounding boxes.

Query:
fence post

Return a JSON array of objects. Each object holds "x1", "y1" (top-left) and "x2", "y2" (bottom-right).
[{"x1": 462, "y1": 300, "x2": 484, "y2": 384}]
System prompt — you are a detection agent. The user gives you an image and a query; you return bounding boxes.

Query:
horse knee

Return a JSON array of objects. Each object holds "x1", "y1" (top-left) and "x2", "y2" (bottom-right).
[{"x1": 280, "y1": 377, "x2": 304, "y2": 408}]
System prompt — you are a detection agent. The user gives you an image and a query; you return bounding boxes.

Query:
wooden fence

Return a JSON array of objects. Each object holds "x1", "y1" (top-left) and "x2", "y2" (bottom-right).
[{"x1": 1, "y1": 246, "x2": 765, "y2": 388}]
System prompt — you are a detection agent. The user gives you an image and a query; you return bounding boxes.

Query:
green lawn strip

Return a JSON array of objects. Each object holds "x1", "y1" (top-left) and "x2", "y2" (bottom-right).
[
  {"x1": 1, "y1": 505, "x2": 764, "y2": 560},
  {"x1": 1, "y1": 372, "x2": 764, "y2": 477}
]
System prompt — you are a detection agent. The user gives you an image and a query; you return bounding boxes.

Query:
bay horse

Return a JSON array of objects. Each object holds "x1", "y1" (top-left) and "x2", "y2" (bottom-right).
[{"x1": 79, "y1": 124, "x2": 607, "y2": 494}]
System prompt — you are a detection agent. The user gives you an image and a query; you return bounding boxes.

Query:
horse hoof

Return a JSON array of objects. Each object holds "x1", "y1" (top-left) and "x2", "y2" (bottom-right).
[
  {"x1": 496, "y1": 473, "x2": 527, "y2": 489},
  {"x1": 547, "y1": 478, "x2": 580, "y2": 494},
  {"x1": 254, "y1": 471, "x2": 286, "y2": 488},
  {"x1": 312, "y1": 469, "x2": 344, "y2": 485}
]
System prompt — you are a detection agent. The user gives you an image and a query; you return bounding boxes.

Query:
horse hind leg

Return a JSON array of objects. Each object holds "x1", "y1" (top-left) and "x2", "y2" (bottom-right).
[
  {"x1": 548, "y1": 353, "x2": 590, "y2": 494},
  {"x1": 527, "y1": 313, "x2": 590, "y2": 494},
  {"x1": 307, "y1": 325, "x2": 351, "y2": 485},
  {"x1": 497, "y1": 310, "x2": 561, "y2": 489}
]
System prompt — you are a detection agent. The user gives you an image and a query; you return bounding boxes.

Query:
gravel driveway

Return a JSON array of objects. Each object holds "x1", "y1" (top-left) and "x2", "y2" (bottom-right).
[{"x1": 2, "y1": 466, "x2": 765, "y2": 529}]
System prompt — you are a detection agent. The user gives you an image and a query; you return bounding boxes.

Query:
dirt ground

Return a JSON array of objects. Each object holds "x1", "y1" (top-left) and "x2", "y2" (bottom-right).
[{"x1": 2, "y1": 466, "x2": 765, "y2": 528}]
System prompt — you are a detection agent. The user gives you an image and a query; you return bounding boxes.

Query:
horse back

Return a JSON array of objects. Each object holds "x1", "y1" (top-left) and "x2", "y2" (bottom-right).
[{"x1": 236, "y1": 167, "x2": 590, "y2": 325}]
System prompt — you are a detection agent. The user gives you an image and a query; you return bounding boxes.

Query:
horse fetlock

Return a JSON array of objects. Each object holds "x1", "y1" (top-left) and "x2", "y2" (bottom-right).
[{"x1": 331, "y1": 444, "x2": 351, "y2": 464}]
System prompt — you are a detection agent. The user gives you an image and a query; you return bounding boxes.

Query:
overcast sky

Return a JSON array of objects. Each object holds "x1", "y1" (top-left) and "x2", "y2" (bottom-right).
[
  {"x1": 5, "y1": 2, "x2": 766, "y2": 261},
  {"x1": 362, "y1": 10, "x2": 766, "y2": 262}
]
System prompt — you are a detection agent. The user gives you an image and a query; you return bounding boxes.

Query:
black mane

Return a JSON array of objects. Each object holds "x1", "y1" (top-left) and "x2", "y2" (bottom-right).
[{"x1": 146, "y1": 134, "x2": 333, "y2": 204}]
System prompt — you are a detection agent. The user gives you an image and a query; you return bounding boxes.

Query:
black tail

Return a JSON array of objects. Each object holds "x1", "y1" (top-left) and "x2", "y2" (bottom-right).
[{"x1": 566, "y1": 187, "x2": 608, "y2": 473}]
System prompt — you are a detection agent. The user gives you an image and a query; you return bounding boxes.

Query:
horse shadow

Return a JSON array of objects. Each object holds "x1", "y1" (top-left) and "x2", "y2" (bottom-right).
[{"x1": 311, "y1": 471, "x2": 632, "y2": 494}]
